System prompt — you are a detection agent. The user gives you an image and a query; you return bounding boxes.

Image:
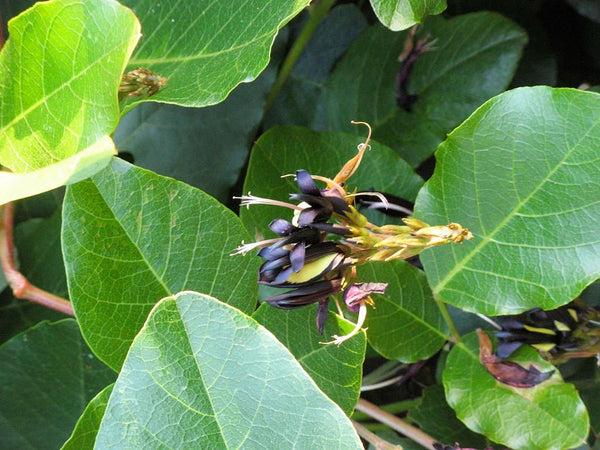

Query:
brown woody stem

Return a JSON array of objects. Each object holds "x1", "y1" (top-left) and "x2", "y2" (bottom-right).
[
  {"x1": 352, "y1": 420, "x2": 402, "y2": 449},
  {"x1": 0, "y1": 203, "x2": 74, "y2": 316},
  {"x1": 356, "y1": 398, "x2": 437, "y2": 450}
]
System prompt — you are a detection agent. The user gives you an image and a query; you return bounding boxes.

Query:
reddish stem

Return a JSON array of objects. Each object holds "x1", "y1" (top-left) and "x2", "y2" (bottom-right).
[{"x1": 0, "y1": 203, "x2": 74, "y2": 316}]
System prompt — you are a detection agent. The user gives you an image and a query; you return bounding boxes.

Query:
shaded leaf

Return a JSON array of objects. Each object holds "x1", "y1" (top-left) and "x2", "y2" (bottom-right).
[
  {"x1": 95, "y1": 291, "x2": 362, "y2": 449},
  {"x1": 0, "y1": 136, "x2": 116, "y2": 205},
  {"x1": 443, "y1": 332, "x2": 589, "y2": 449},
  {"x1": 62, "y1": 158, "x2": 259, "y2": 370},
  {"x1": 567, "y1": 0, "x2": 600, "y2": 23},
  {"x1": 240, "y1": 126, "x2": 423, "y2": 237},
  {"x1": 326, "y1": 13, "x2": 527, "y2": 166},
  {"x1": 0, "y1": 0, "x2": 139, "y2": 171},
  {"x1": 114, "y1": 65, "x2": 275, "y2": 203},
  {"x1": 253, "y1": 303, "x2": 366, "y2": 414},
  {"x1": 264, "y1": 4, "x2": 368, "y2": 129},
  {"x1": 415, "y1": 87, "x2": 600, "y2": 315},
  {"x1": 0, "y1": 320, "x2": 115, "y2": 449},
  {"x1": 120, "y1": 0, "x2": 311, "y2": 108},
  {"x1": 359, "y1": 260, "x2": 449, "y2": 362},
  {"x1": 369, "y1": 0, "x2": 447, "y2": 31},
  {"x1": 408, "y1": 385, "x2": 488, "y2": 448},
  {"x1": 62, "y1": 384, "x2": 114, "y2": 450}
]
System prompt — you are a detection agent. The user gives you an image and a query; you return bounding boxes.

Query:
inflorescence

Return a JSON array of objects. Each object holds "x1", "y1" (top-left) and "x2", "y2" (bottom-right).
[{"x1": 234, "y1": 122, "x2": 473, "y2": 345}]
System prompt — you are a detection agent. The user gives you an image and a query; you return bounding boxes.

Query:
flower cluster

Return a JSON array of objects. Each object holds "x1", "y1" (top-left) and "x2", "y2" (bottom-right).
[
  {"x1": 495, "y1": 300, "x2": 600, "y2": 363},
  {"x1": 234, "y1": 122, "x2": 473, "y2": 344}
]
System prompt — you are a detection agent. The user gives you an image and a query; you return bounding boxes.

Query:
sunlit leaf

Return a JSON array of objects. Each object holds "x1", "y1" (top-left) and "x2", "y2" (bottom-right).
[
  {"x1": 95, "y1": 292, "x2": 362, "y2": 449},
  {"x1": 416, "y1": 87, "x2": 600, "y2": 315},
  {"x1": 0, "y1": 136, "x2": 116, "y2": 206},
  {"x1": 0, "y1": 0, "x2": 139, "y2": 171},
  {"x1": 443, "y1": 331, "x2": 589, "y2": 449},
  {"x1": 0, "y1": 320, "x2": 115, "y2": 449},
  {"x1": 369, "y1": 0, "x2": 446, "y2": 31},
  {"x1": 62, "y1": 159, "x2": 259, "y2": 370},
  {"x1": 120, "y1": 0, "x2": 310, "y2": 108}
]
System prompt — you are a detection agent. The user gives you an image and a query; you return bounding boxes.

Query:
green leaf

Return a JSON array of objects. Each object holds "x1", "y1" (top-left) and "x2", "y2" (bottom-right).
[
  {"x1": 416, "y1": 87, "x2": 600, "y2": 315},
  {"x1": 62, "y1": 384, "x2": 114, "y2": 450},
  {"x1": 443, "y1": 331, "x2": 589, "y2": 449},
  {"x1": 240, "y1": 126, "x2": 423, "y2": 236},
  {"x1": 0, "y1": 0, "x2": 139, "y2": 171},
  {"x1": 253, "y1": 304, "x2": 366, "y2": 415},
  {"x1": 359, "y1": 261, "x2": 449, "y2": 362},
  {"x1": 120, "y1": 0, "x2": 310, "y2": 108},
  {"x1": 0, "y1": 319, "x2": 115, "y2": 449},
  {"x1": 95, "y1": 292, "x2": 362, "y2": 449},
  {"x1": 114, "y1": 65, "x2": 275, "y2": 203},
  {"x1": 369, "y1": 0, "x2": 447, "y2": 31},
  {"x1": 61, "y1": 158, "x2": 259, "y2": 370},
  {"x1": 326, "y1": 12, "x2": 527, "y2": 166},
  {"x1": 408, "y1": 385, "x2": 488, "y2": 448},
  {"x1": 0, "y1": 136, "x2": 116, "y2": 205}
]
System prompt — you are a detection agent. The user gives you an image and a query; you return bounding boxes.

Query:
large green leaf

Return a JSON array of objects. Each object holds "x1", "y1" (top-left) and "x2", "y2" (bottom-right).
[
  {"x1": 326, "y1": 12, "x2": 527, "y2": 166},
  {"x1": 443, "y1": 332, "x2": 589, "y2": 449},
  {"x1": 119, "y1": 0, "x2": 310, "y2": 108},
  {"x1": 61, "y1": 158, "x2": 259, "y2": 370},
  {"x1": 253, "y1": 303, "x2": 366, "y2": 415},
  {"x1": 359, "y1": 260, "x2": 449, "y2": 362},
  {"x1": 0, "y1": 136, "x2": 116, "y2": 206},
  {"x1": 95, "y1": 292, "x2": 362, "y2": 449},
  {"x1": 0, "y1": 0, "x2": 139, "y2": 171},
  {"x1": 240, "y1": 126, "x2": 423, "y2": 236},
  {"x1": 415, "y1": 87, "x2": 600, "y2": 315},
  {"x1": 114, "y1": 65, "x2": 275, "y2": 203},
  {"x1": 369, "y1": 0, "x2": 446, "y2": 31},
  {"x1": 0, "y1": 319, "x2": 115, "y2": 449},
  {"x1": 62, "y1": 384, "x2": 114, "y2": 450}
]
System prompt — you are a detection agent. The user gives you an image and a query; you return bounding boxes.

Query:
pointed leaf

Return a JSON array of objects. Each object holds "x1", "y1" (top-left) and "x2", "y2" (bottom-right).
[
  {"x1": 62, "y1": 384, "x2": 114, "y2": 450},
  {"x1": 0, "y1": 320, "x2": 115, "y2": 449},
  {"x1": 369, "y1": 0, "x2": 446, "y2": 31},
  {"x1": 120, "y1": 0, "x2": 310, "y2": 108},
  {"x1": 443, "y1": 331, "x2": 589, "y2": 449},
  {"x1": 0, "y1": 136, "x2": 116, "y2": 205},
  {"x1": 359, "y1": 261, "x2": 449, "y2": 362},
  {"x1": 326, "y1": 13, "x2": 527, "y2": 166},
  {"x1": 0, "y1": 0, "x2": 140, "y2": 171},
  {"x1": 95, "y1": 291, "x2": 362, "y2": 449},
  {"x1": 253, "y1": 304, "x2": 366, "y2": 414},
  {"x1": 416, "y1": 87, "x2": 600, "y2": 315},
  {"x1": 240, "y1": 126, "x2": 423, "y2": 236},
  {"x1": 61, "y1": 159, "x2": 259, "y2": 370}
]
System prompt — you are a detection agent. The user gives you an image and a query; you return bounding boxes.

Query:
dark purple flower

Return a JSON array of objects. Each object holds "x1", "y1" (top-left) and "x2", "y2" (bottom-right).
[{"x1": 344, "y1": 282, "x2": 388, "y2": 313}]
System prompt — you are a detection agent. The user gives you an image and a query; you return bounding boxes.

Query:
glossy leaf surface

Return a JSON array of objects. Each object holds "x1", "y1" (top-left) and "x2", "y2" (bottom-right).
[
  {"x1": 0, "y1": 320, "x2": 115, "y2": 449},
  {"x1": 0, "y1": 0, "x2": 139, "y2": 171},
  {"x1": 369, "y1": 0, "x2": 446, "y2": 31},
  {"x1": 359, "y1": 261, "x2": 449, "y2": 362},
  {"x1": 326, "y1": 12, "x2": 527, "y2": 166},
  {"x1": 253, "y1": 303, "x2": 366, "y2": 414},
  {"x1": 120, "y1": 0, "x2": 310, "y2": 108},
  {"x1": 62, "y1": 158, "x2": 258, "y2": 370},
  {"x1": 416, "y1": 87, "x2": 600, "y2": 315},
  {"x1": 443, "y1": 332, "x2": 589, "y2": 449},
  {"x1": 95, "y1": 292, "x2": 362, "y2": 449}
]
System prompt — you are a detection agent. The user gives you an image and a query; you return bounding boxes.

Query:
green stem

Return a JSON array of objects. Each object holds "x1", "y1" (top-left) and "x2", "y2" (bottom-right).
[
  {"x1": 264, "y1": 0, "x2": 337, "y2": 112},
  {"x1": 435, "y1": 297, "x2": 460, "y2": 342}
]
